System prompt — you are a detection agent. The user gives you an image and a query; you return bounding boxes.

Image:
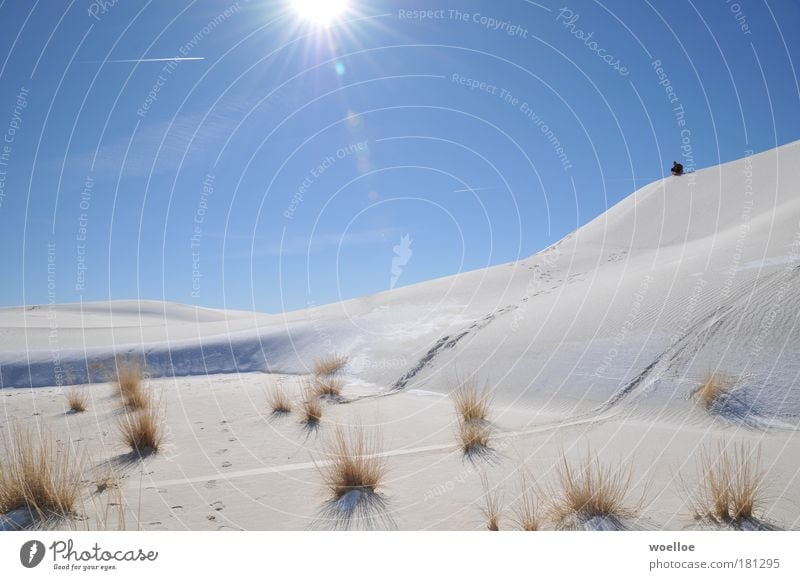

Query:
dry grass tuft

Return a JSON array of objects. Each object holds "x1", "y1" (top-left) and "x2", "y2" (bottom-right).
[
  {"x1": 119, "y1": 396, "x2": 162, "y2": 455},
  {"x1": 690, "y1": 442, "x2": 766, "y2": 526},
  {"x1": 313, "y1": 376, "x2": 344, "y2": 399},
  {"x1": 94, "y1": 471, "x2": 119, "y2": 494},
  {"x1": 549, "y1": 452, "x2": 641, "y2": 529},
  {"x1": 456, "y1": 418, "x2": 493, "y2": 458},
  {"x1": 512, "y1": 470, "x2": 542, "y2": 531},
  {"x1": 267, "y1": 386, "x2": 292, "y2": 415},
  {"x1": 479, "y1": 473, "x2": 503, "y2": 531},
  {"x1": 450, "y1": 376, "x2": 493, "y2": 423},
  {"x1": 0, "y1": 426, "x2": 81, "y2": 521},
  {"x1": 300, "y1": 390, "x2": 323, "y2": 428},
  {"x1": 65, "y1": 388, "x2": 88, "y2": 413},
  {"x1": 320, "y1": 425, "x2": 386, "y2": 500},
  {"x1": 694, "y1": 372, "x2": 735, "y2": 410},
  {"x1": 312, "y1": 354, "x2": 349, "y2": 377},
  {"x1": 315, "y1": 425, "x2": 392, "y2": 530},
  {"x1": 115, "y1": 360, "x2": 149, "y2": 410}
]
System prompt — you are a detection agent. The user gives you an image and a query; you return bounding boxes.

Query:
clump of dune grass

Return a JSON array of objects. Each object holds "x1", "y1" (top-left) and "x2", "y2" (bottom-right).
[
  {"x1": 693, "y1": 372, "x2": 736, "y2": 410},
  {"x1": 456, "y1": 419, "x2": 493, "y2": 459},
  {"x1": 65, "y1": 388, "x2": 88, "y2": 413},
  {"x1": 512, "y1": 470, "x2": 542, "y2": 531},
  {"x1": 299, "y1": 390, "x2": 323, "y2": 429},
  {"x1": 450, "y1": 375, "x2": 495, "y2": 460},
  {"x1": 115, "y1": 360, "x2": 148, "y2": 410},
  {"x1": 317, "y1": 425, "x2": 391, "y2": 530},
  {"x1": 689, "y1": 442, "x2": 767, "y2": 527},
  {"x1": 450, "y1": 376, "x2": 493, "y2": 423},
  {"x1": 119, "y1": 395, "x2": 162, "y2": 456},
  {"x1": 321, "y1": 425, "x2": 386, "y2": 500},
  {"x1": 548, "y1": 452, "x2": 642, "y2": 530},
  {"x1": 0, "y1": 426, "x2": 81, "y2": 523},
  {"x1": 479, "y1": 473, "x2": 503, "y2": 531},
  {"x1": 267, "y1": 386, "x2": 292, "y2": 415},
  {"x1": 312, "y1": 354, "x2": 349, "y2": 377},
  {"x1": 313, "y1": 376, "x2": 344, "y2": 399}
]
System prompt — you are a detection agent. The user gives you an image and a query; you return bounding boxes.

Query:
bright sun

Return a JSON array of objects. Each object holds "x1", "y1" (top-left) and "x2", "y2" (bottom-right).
[{"x1": 291, "y1": 0, "x2": 349, "y2": 26}]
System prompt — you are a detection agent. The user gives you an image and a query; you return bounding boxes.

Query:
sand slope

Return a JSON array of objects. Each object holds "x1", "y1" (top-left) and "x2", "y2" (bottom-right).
[
  {"x1": 2, "y1": 143, "x2": 799, "y2": 530},
  {"x1": 3, "y1": 142, "x2": 800, "y2": 419}
]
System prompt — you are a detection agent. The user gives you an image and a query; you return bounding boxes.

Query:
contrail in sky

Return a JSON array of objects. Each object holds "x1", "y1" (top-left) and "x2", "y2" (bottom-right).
[
  {"x1": 452, "y1": 186, "x2": 497, "y2": 193},
  {"x1": 79, "y1": 57, "x2": 205, "y2": 63}
]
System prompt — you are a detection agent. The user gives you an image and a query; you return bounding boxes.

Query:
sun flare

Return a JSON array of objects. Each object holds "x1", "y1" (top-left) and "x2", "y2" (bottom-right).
[{"x1": 291, "y1": 0, "x2": 349, "y2": 26}]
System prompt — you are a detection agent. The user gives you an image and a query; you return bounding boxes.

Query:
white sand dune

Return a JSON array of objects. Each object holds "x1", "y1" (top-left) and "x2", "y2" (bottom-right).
[{"x1": 1, "y1": 141, "x2": 799, "y2": 530}]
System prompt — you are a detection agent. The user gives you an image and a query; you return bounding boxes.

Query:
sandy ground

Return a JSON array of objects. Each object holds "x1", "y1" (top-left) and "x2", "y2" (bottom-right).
[{"x1": 1, "y1": 370, "x2": 797, "y2": 531}]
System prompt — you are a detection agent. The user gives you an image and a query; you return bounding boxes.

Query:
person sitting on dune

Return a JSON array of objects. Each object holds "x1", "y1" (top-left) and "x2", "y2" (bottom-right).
[{"x1": 671, "y1": 161, "x2": 684, "y2": 176}]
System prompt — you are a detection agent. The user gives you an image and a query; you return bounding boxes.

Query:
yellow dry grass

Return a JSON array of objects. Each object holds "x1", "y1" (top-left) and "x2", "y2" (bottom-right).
[
  {"x1": 479, "y1": 473, "x2": 503, "y2": 531},
  {"x1": 0, "y1": 426, "x2": 82, "y2": 521},
  {"x1": 694, "y1": 372, "x2": 735, "y2": 410},
  {"x1": 690, "y1": 442, "x2": 766, "y2": 525},
  {"x1": 450, "y1": 376, "x2": 493, "y2": 423},
  {"x1": 313, "y1": 376, "x2": 344, "y2": 398},
  {"x1": 511, "y1": 470, "x2": 542, "y2": 531},
  {"x1": 549, "y1": 452, "x2": 642, "y2": 528},
  {"x1": 65, "y1": 388, "x2": 88, "y2": 413},
  {"x1": 456, "y1": 419, "x2": 492, "y2": 457},
  {"x1": 118, "y1": 395, "x2": 163, "y2": 455},
  {"x1": 267, "y1": 386, "x2": 292, "y2": 414},
  {"x1": 115, "y1": 360, "x2": 149, "y2": 410},
  {"x1": 312, "y1": 354, "x2": 349, "y2": 377},
  {"x1": 319, "y1": 425, "x2": 386, "y2": 500},
  {"x1": 300, "y1": 390, "x2": 323, "y2": 427}
]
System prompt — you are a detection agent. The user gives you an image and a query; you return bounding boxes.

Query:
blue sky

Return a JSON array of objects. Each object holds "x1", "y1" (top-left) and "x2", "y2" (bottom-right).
[{"x1": 0, "y1": 0, "x2": 798, "y2": 313}]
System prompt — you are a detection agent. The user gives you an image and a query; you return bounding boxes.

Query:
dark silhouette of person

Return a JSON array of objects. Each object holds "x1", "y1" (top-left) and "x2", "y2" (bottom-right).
[{"x1": 671, "y1": 161, "x2": 684, "y2": 176}]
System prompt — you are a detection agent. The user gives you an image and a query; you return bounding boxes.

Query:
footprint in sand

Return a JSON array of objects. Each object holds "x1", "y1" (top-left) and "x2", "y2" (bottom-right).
[
  {"x1": 211, "y1": 501, "x2": 225, "y2": 511},
  {"x1": 204, "y1": 480, "x2": 217, "y2": 489},
  {"x1": 215, "y1": 448, "x2": 228, "y2": 455},
  {"x1": 221, "y1": 461, "x2": 232, "y2": 468}
]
